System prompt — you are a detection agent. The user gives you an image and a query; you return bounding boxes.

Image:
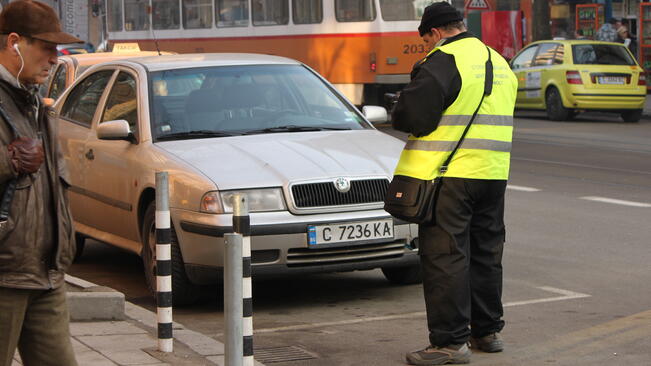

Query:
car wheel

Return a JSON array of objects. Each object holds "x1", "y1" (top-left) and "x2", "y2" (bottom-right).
[
  {"x1": 381, "y1": 265, "x2": 422, "y2": 285},
  {"x1": 142, "y1": 202, "x2": 200, "y2": 306},
  {"x1": 73, "y1": 232, "x2": 85, "y2": 262},
  {"x1": 545, "y1": 87, "x2": 572, "y2": 121},
  {"x1": 621, "y1": 109, "x2": 642, "y2": 123}
]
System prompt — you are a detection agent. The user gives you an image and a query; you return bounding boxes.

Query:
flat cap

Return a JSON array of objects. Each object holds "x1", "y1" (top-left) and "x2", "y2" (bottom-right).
[
  {"x1": 0, "y1": 0, "x2": 82, "y2": 44},
  {"x1": 418, "y1": 2, "x2": 464, "y2": 36}
]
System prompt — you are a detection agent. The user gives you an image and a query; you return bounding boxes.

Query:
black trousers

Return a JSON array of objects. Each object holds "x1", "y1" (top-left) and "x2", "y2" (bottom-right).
[{"x1": 418, "y1": 177, "x2": 507, "y2": 347}]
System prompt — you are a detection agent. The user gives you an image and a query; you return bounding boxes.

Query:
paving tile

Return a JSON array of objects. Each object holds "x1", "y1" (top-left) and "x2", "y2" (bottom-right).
[
  {"x1": 70, "y1": 321, "x2": 147, "y2": 337},
  {"x1": 71, "y1": 338, "x2": 117, "y2": 366},
  {"x1": 76, "y1": 334, "x2": 162, "y2": 365},
  {"x1": 174, "y1": 329, "x2": 224, "y2": 356}
]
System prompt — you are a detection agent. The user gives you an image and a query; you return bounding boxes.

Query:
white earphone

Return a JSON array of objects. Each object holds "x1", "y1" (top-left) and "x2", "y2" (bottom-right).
[
  {"x1": 13, "y1": 43, "x2": 23, "y2": 88},
  {"x1": 13, "y1": 43, "x2": 19, "y2": 52}
]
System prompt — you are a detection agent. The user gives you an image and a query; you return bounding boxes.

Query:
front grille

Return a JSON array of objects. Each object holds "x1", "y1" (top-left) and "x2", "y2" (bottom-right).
[
  {"x1": 286, "y1": 241, "x2": 405, "y2": 267},
  {"x1": 291, "y1": 178, "x2": 389, "y2": 208}
]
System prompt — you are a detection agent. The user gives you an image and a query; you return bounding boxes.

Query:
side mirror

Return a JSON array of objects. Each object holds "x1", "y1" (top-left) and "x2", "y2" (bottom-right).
[
  {"x1": 97, "y1": 120, "x2": 134, "y2": 142},
  {"x1": 362, "y1": 105, "x2": 388, "y2": 124}
]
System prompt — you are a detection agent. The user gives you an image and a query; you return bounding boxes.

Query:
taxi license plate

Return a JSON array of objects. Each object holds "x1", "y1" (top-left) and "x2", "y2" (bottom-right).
[
  {"x1": 308, "y1": 219, "x2": 394, "y2": 246},
  {"x1": 597, "y1": 76, "x2": 625, "y2": 85}
]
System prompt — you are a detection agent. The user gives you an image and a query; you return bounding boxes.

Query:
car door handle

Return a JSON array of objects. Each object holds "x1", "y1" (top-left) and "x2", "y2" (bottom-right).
[{"x1": 85, "y1": 149, "x2": 94, "y2": 160}]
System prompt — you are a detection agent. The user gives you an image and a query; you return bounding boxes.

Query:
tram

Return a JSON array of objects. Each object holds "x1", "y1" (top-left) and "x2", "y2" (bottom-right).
[{"x1": 104, "y1": 0, "x2": 436, "y2": 105}]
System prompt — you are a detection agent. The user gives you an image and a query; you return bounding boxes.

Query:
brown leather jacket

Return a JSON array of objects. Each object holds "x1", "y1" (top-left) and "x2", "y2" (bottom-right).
[{"x1": 0, "y1": 79, "x2": 75, "y2": 290}]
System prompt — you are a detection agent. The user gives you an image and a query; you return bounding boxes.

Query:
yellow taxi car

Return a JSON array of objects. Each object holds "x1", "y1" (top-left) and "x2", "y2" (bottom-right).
[{"x1": 510, "y1": 40, "x2": 646, "y2": 122}]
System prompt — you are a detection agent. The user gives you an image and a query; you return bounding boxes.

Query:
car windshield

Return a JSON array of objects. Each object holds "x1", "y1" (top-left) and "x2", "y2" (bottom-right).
[
  {"x1": 149, "y1": 65, "x2": 367, "y2": 140},
  {"x1": 571, "y1": 44, "x2": 635, "y2": 65}
]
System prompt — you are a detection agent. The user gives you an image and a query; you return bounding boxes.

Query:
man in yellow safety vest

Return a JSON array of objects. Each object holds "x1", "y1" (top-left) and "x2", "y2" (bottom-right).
[{"x1": 391, "y1": 2, "x2": 518, "y2": 365}]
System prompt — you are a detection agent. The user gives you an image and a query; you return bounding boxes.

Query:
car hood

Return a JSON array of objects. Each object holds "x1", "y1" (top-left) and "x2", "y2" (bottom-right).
[{"x1": 156, "y1": 130, "x2": 403, "y2": 190}]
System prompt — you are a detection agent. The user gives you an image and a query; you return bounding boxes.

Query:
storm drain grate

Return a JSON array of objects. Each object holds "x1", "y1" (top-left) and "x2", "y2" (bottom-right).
[{"x1": 254, "y1": 346, "x2": 318, "y2": 363}]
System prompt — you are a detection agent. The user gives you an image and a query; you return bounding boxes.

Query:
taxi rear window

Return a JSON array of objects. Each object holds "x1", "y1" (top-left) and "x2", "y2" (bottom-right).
[{"x1": 571, "y1": 44, "x2": 635, "y2": 66}]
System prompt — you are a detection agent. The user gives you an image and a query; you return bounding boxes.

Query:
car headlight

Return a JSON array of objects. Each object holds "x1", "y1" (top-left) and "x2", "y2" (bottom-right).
[{"x1": 200, "y1": 188, "x2": 286, "y2": 214}]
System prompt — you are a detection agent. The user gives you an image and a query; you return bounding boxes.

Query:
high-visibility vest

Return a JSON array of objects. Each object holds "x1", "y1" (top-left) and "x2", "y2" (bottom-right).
[{"x1": 393, "y1": 37, "x2": 518, "y2": 180}]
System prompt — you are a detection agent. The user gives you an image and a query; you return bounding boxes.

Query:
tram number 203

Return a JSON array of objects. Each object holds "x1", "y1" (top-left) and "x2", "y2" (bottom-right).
[{"x1": 403, "y1": 44, "x2": 427, "y2": 54}]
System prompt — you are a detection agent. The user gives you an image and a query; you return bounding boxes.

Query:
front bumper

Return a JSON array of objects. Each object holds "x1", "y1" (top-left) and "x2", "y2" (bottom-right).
[{"x1": 172, "y1": 209, "x2": 419, "y2": 284}]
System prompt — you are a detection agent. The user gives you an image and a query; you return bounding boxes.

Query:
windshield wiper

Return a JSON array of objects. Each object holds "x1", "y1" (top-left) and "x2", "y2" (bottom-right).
[
  {"x1": 243, "y1": 125, "x2": 351, "y2": 135},
  {"x1": 156, "y1": 130, "x2": 237, "y2": 141}
]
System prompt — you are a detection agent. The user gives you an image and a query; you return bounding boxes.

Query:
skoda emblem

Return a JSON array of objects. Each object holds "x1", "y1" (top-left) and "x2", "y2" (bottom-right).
[{"x1": 334, "y1": 177, "x2": 351, "y2": 193}]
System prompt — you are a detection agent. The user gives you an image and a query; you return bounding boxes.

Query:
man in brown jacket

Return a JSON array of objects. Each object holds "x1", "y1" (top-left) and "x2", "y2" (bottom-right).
[{"x1": 0, "y1": 1, "x2": 81, "y2": 365}]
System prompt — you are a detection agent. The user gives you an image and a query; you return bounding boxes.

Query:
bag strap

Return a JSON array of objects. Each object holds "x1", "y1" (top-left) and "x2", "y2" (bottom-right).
[{"x1": 439, "y1": 46, "x2": 493, "y2": 175}]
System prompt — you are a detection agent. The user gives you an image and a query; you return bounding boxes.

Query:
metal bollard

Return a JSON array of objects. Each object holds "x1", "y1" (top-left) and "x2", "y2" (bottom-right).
[
  {"x1": 155, "y1": 172, "x2": 173, "y2": 353},
  {"x1": 225, "y1": 194, "x2": 254, "y2": 366},
  {"x1": 224, "y1": 233, "x2": 243, "y2": 366}
]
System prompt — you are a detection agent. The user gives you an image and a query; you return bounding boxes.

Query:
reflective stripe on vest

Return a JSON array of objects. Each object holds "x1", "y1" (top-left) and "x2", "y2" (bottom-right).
[{"x1": 393, "y1": 38, "x2": 518, "y2": 181}]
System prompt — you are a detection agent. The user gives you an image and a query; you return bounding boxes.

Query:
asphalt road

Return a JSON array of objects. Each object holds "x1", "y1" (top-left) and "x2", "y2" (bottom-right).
[{"x1": 69, "y1": 111, "x2": 651, "y2": 365}]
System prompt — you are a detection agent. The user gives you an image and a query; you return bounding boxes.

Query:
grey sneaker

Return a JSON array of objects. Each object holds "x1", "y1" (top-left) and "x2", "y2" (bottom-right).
[
  {"x1": 405, "y1": 343, "x2": 471, "y2": 365},
  {"x1": 469, "y1": 333, "x2": 504, "y2": 353}
]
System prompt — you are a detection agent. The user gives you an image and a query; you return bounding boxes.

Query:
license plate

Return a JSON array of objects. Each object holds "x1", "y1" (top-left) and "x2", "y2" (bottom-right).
[
  {"x1": 308, "y1": 219, "x2": 394, "y2": 246},
  {"x1": 597, "y1": 76, "x2": 625, "y2": 85}
]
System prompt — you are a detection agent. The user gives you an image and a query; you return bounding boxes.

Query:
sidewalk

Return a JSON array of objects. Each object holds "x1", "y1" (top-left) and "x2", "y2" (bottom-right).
[{"x1": 11, "y1": 276, "x2": 263, "y2": 366}]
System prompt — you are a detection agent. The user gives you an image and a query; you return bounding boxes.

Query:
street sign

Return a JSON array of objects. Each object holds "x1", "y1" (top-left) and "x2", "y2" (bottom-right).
[{"x1": 466, "y1": 0, "x2": 490, "y2": 10}]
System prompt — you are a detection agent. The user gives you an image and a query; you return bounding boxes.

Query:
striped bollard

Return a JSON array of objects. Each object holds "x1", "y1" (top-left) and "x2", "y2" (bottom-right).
[
  {"x1": 233, "y1": 194, "x2": 253, "y2": 366},
  {"x1": 155, "y1": 172, "x2": 173, "y2": 353}
]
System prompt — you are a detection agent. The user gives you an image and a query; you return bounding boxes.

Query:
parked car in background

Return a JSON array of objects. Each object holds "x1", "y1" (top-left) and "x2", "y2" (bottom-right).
[
  {"x1": 42, "y1": 51, "x2": 174, "y2": 102},
  {"x1": 510, "y1": 40, "x2": 646, "y2": 122},
  {"x1": 57, "y1": 42, "x2": 95, "y2": 55},
  {"x1": 53, "y1": 53, "x2": 420, "y2": 305}
]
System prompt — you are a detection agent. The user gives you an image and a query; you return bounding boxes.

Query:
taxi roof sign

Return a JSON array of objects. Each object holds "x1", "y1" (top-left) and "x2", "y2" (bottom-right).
[{"x1": 113, "y1": 43, "x2": 141, "y2": 53}]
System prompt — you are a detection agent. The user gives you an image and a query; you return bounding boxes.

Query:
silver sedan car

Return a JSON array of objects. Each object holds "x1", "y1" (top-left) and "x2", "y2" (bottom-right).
[{"x1": 54, "y1": 54, "x2": 419, "y2": 304}]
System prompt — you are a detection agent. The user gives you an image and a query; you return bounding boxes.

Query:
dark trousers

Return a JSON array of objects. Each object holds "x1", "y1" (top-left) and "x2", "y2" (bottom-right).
[
  {"x1": 0, "y1": 285, "x2": 78, "y2": 366},
  {"x1": 418, "y1": 177, "x2": 506, "y2": 347}
]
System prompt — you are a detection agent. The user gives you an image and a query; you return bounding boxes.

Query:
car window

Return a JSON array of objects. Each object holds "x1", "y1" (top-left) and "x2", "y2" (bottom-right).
[
  {"x1": 101, "y1": 72, "x2": 139, "y2": 134},
  {"x1": 48, "y1": 64, "x2": 68, "y2": 100},
  {"x1": 533, "y1": 43, "x2": 559, "y2": 67},
  {"x1": 571, "y1": 44, "x2": 636, "y2": 65},
  {"x1": 553, "y1": 45, "x2": 565, "y2": 65},
  {"x1": 150, "y1": 65, "x2": 367, "y2": 139},
  {"x1": 511, "y1": 45, "x2": 538, "y2": 70},
  {"x1": 61, "y1": 70, "x2": 114, "y2": 127}
]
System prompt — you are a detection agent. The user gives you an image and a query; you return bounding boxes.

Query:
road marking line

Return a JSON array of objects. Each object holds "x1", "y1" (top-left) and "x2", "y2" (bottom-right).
[
  {"x1": 507, "y1": 185, "x2": 541, "y2": 192},
  {"x1": 580, "y1": 196, "x2": 651, "y2": 208},
  {"x1": 250, "y1": 286, "x2": 590, "y2": 335}
]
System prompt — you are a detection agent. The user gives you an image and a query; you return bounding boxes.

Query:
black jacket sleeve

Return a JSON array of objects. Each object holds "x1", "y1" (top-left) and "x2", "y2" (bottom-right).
[{"x1": 391, "y1": 44, "x2": 463, "y2": 137}]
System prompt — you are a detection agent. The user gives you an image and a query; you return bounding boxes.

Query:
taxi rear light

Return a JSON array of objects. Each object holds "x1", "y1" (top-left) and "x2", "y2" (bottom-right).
[
  {"x1": 566, "y1": 71, "x2": 582, "y2": 84},
  {"x1": 639, "y1": 74, "x2": 646, "y2": 86}
]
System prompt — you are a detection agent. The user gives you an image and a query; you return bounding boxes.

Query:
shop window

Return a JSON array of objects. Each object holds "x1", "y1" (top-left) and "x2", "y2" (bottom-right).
[
  {"x1": 335, "y1": 0, "x2": 376, "y2": 22},
  {"x1": 153, "y1": 0, "x2": 180, "y2": 30},
  {"x1": 252, "y1": 0, "x2": 289, "y2": 26},
  {"x1": 216, "y1": 0, "x2": 249, "y2": 27},
  {"x1": 293, "y1": 0, "x2": 322, "y2": 24},
  {"x1": 183, "y1": 0, "x2": 213, "y2": 29}
]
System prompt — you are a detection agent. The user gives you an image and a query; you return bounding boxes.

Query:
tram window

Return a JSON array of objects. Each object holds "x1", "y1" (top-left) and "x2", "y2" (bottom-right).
[
  {"x1": 335, "y1": 0, "x2": 376, "y2": 22},
  {"x1": 293, "y1": 0, "x2": 322, "y2": 24},
  {"x1": 107, "y1": 0, "x2": 123, "y2": 31},
  {"x1": 153, "y1": 0, "x2": 180, "y2": 29},
  {"x1": 379, "y1": 0, "x2": 424, "y2": 21},
  {"x1": 125, "y1": 0, "x2": 150, "y2": 31},
  {"x1": 252, "y1": 0, "x2": 289, "y2": 26},
  {"x1": 183, "y1": 0, "x2": 213, "y2": 29},
  {"x1": 216, "y1": 0, "x2": 249, "y2": 27}
]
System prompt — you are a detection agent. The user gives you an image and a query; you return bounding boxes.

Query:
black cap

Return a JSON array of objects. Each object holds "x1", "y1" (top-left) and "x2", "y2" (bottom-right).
[{"x1": 418, "y1": 2, "x2": 463, "y2": 36}]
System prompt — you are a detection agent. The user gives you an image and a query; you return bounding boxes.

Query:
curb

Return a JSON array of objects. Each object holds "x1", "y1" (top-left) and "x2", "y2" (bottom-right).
[
  {"x1": 65, "y1": 274, "x2": 125, "y2": 321},
  {"x1": 65, "y1": 274, "x2": 265, "y2": 366}
]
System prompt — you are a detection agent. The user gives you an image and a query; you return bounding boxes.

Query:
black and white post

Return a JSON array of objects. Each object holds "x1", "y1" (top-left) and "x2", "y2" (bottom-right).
[
  {"x1": 233, "y1": 194, "x2": 254, "y2": 366},
  {"x1": 155, "y1": 172, "x2": 173, "y2": 353}
]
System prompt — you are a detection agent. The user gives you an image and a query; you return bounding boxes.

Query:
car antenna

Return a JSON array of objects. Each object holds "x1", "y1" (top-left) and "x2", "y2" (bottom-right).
[{"x1": 148, "y1": 8, "x2": 162, "y2": 56}]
